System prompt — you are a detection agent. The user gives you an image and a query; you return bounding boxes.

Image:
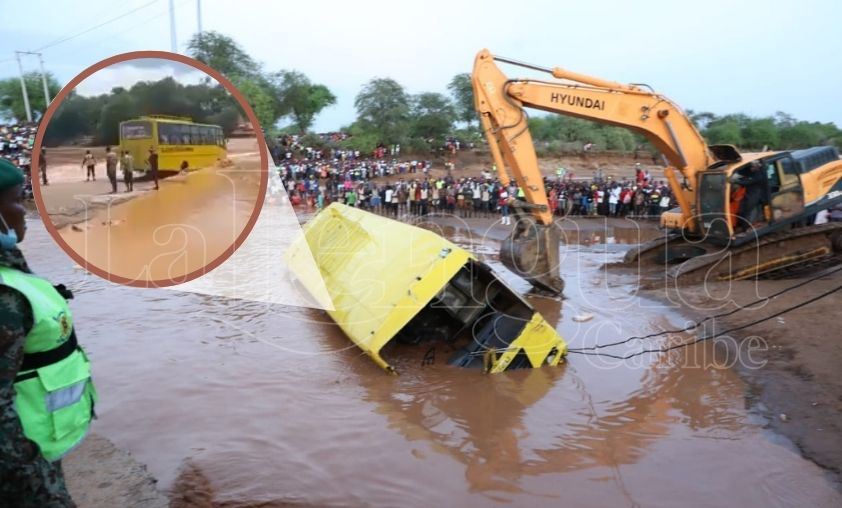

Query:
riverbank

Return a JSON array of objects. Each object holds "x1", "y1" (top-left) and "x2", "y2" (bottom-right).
[
  {"x1": 650, "y1": 275, "x2": 842, "y2": 482},
  {"x1": 38, "y1": 178, "x2": 161, "y2": 229},
  {"x1": 64, "y1": 433, "x2": 167, "y2": 508}
]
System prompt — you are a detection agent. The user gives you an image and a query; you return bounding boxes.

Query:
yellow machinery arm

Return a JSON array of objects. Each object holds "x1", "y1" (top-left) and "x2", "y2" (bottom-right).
[
  {"x1": 472, "y1": 49, "x2": 717, "y2": 294},
  {"x1": 472, "y1": 48, "x2": 715, "y2": 231}
]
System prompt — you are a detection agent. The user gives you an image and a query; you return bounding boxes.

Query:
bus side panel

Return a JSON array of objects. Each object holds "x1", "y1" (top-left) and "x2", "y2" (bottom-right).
[{"x1": 158, "y1": 145, "x2": 225, "y2": 171}]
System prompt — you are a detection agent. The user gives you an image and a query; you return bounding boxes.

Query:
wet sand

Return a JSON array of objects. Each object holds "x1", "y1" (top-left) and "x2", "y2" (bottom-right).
[
  {"x1": 653, "y1": 275, "x2": 842, "y2": 479},
  {"x1": 20, "y1": 208, "x2": 842, "y2": 507},
  {"x1": 64, "y1": 434, "x2": 167, "y2": 508}
]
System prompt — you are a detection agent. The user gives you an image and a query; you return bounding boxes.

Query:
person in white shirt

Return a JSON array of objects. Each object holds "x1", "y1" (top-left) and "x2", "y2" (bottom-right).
[
  {"x1": 608, "y1": 186, "x2": 621, "y2": 216},
  {"x1": 385, "y1": 187, "x2": 394, "y2": 215}
]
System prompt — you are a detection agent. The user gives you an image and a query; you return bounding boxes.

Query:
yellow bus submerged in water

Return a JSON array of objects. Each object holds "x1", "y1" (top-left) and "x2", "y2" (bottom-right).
[{"x1": 119, "y1": 115, "x2": 227, "y2": 173}]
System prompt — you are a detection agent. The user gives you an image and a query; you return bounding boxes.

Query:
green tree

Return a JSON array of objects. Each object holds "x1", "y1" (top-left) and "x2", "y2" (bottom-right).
[
  {"x1": 704, "y1": 119, "x2": 743, "y2": 146},
  {"x1": 207, "y1": 107, "x2": 241, "y2": 137},
  {"x1": 604, "y1": 128, "x2": 636, "y2": 151},
  {"x1": 187, "y1": 31, "x2": 282, "y2": 131},
  {"x1": 231, "y1": 78, "x2": 277, "y2": 132},
  {"x1": 779, "y1": 122, "x2": 822, "y2": 148},
  {"x1": 43, "y1": 93, "x2": 88, "y2": 145},
  {"x1": 339, "y1": 122, "x2": 381, "y2": 154},
  {"x1": 354, "y1": 78, "x2": 411, "y2": 144},
  {"x1": 187, "y1": 31, "x2": 261, "y2": 79},
  {"x1": 448, "y1": 73, "x2": 475, "y2": 127},
  {"x1": 272, "y1": 71, "x2": 336, "y2": 133},
  {"x1": 97, "y1": 92, "x2": 140, "y2": 145},
  {"x1": 410, "y1": 92, "x2": 455, "y2": 140},
  {"x1": 742, "y1": 118, "x2": 780, "y2": 149},
  {"x1": 0, "y1": 71, "x2": 62, "y2": 121},
  {"x1": 43, "y1": 75, "x2": 246, "y2": 145},
  {"x1": 773, "y1": 111, "x2": 797, "y2": 129},
  {"x1": 687, "y1": 110, "x2": 717, "y2": 130}
]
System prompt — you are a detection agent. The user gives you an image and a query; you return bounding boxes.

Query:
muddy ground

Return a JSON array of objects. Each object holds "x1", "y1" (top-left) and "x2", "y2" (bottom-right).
[
  {"x1": 343, "y1": 149, "x2": 665, "y2": 186},
  {"x1": 655, "y1": 275, "x2": 842, "y2": 479},
  {"x1": 64, "y1": 434, "x2": 167, "y2": 508}
]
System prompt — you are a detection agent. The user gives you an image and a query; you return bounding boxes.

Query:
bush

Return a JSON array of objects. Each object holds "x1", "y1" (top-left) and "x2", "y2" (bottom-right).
[
  {"x1": 405, "y1": 137, "x2": 431, "y2": 154},
  {"x1": 299, "y1": 133, "x2": 327, "y2": 149}
]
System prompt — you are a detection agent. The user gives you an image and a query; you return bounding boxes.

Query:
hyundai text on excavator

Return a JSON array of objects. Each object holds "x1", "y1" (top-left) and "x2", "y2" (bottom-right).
[{"x1": 472, "y1": 49, "x2": 842, "y2": 292}]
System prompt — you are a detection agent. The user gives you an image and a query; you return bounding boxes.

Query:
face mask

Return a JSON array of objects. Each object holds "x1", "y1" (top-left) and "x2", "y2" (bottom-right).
[{"x1": 0, "y1": 214, "x2": 19, "y2": 250}]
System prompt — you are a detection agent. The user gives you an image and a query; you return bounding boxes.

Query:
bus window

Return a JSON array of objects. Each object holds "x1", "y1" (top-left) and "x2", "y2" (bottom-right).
[
  {"x1": 158, "y1": 123, "x2": 178, "y2": 145},
  {"x1": 189, "y1": 126, "x2": 200, "y2": 144},
  {"x1": 202, "y1": 126, "x2": 211, "y2": 145},
  {"x1": 122, "y1": 121, "x2": 152, "y2": 140},
  {"x1": 179, "y1": 124, "x2": 190, "y2": 145}
]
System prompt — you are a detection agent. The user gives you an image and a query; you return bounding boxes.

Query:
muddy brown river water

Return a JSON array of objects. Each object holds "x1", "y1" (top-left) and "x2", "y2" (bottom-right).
[
  {"x1": 20, "y1": 210, "x2": 842, "y2": 507},
  {"x1": 56, "y1": 164, "x2": 261, "y2": 283}
]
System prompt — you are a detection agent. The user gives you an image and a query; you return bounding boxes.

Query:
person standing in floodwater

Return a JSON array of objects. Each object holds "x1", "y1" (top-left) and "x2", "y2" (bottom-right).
[
  {"x1": 38, "y1": 148, "x2": 47, "y2": 186},
  {"x1": 105, "y1": 146, "x2": 118, "y2": 193},
  {"x1": 121, "y1": 150, "x2": 134, "y2": 192},
  {"x1": 0, "y1": 159, "x2": 97, "y2": 507},
  {"x1": 81, "y1": 150, "x2": 96, "y2": 182},
  {"x1": 147, "y1": 147, "x2": 159, "y2": 190}
]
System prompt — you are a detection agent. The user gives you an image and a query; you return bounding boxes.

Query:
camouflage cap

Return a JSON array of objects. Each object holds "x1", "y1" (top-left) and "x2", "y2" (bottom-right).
[{"x1": 0, "y1": 158, "x2": 24, "y2": 191}]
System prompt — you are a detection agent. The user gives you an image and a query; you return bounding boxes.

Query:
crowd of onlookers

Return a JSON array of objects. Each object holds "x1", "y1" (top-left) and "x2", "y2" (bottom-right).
[
  {"x1": 0, "y1": 123, "x2": 40, "y2": 194},
  {"x1": 270, "y1": 133, "x2": 678, "y2": 220},
  {"x1": 273, "y1": 145, "x2": 678, "y2": 221}
]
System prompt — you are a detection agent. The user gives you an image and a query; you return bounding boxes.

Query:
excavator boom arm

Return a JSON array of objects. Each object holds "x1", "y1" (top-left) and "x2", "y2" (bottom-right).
[{"x1": 472, "y1": 49, "x2": 714, "y2": 229}]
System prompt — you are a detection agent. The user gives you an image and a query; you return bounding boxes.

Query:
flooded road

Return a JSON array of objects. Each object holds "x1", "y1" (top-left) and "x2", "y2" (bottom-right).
[
  {"x1": 59, "y1": 164, "x2": 261, "y2": 282},
  {"x1": 22, "y1": 212, "x2": 842, "y2": 507}
]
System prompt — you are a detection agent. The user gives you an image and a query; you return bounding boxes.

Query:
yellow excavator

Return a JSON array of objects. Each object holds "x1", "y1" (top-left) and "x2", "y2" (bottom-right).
[{"x1": 472, "y1": 49, "x2": 842, "y2": 293}]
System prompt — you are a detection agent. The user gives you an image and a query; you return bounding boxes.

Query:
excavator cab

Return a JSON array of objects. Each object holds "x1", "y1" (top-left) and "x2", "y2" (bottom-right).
[{"x1": 699, "y1": 153, "x2": 811, "y2": 244}]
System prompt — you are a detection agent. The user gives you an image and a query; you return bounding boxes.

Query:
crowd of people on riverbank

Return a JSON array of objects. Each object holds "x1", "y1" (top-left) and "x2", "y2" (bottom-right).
[
  {"x1": 275, "y1": 154, "x2": 678, "y2": 221},
  {"x1": 0, "y1": 123, "x2": 39, "y2": 191}
]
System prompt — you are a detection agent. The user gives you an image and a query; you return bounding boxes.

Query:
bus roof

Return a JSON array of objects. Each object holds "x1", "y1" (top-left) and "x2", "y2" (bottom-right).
[{"x1": 121, "y1": 116, "x2": 223, "y2": 128}]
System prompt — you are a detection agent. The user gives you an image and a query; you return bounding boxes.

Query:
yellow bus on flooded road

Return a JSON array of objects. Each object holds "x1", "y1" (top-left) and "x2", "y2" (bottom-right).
[{"x1": 119, "y1": 115, "x2": 227, "y2": 173}]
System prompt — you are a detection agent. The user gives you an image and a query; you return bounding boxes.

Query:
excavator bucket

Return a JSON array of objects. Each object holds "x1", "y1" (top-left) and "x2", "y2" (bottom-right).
[{"x1": 499, "y1": 211, "x2": 564, "y2": 295}]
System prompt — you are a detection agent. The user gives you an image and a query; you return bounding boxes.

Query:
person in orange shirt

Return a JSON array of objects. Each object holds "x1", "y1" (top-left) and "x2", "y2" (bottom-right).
[{"x1": 730, "y1": 184, "x2": 747, "y2": 230}]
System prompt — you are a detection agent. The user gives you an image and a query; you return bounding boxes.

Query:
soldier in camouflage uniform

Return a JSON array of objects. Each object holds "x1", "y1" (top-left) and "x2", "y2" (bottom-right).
[{"x1": 0, "y1": 159, "x2": 77, "y2": 507}]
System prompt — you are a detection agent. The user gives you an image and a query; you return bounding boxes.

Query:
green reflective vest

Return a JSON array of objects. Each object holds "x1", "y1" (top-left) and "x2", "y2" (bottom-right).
[{"x1": 2, "y1": 266, "x2": 96, "y2": 462}]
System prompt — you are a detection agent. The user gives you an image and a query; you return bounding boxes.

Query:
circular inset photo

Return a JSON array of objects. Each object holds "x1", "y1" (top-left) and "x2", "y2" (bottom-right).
[{"x1": 32, "y1": 51, "x2": 267, "y2": 287}]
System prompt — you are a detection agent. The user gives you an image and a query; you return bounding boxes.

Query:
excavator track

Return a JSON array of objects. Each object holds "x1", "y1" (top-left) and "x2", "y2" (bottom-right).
[{"x1": 624, "y1": 223, "x2": 842, "y2": 284}]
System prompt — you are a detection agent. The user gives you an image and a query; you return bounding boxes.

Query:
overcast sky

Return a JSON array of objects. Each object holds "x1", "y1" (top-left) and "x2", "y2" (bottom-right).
[
  {"x1": 2, "y1": 0, "x2": 840, "y2": 132},
  {"x1": 74, "y1": 59, "x2": 206, "y2": 96}
]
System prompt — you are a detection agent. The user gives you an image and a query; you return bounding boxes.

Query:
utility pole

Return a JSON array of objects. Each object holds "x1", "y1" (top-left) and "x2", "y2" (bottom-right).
[
  {"x1": 169, "y1": 0, "x2": 177, "y2": 53},
  {"x1": 16, "y1": 51, "x2": 51, "y2": 120},
  {"x1": 37, "y1": 54, "x2": 51, "y2": 106},
  {"x1": 197, "y1": 0, "x2": 203, "y2": 34},
  {"x1": 14, "y1": 52, "x2": 32, "y2": 123}
]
